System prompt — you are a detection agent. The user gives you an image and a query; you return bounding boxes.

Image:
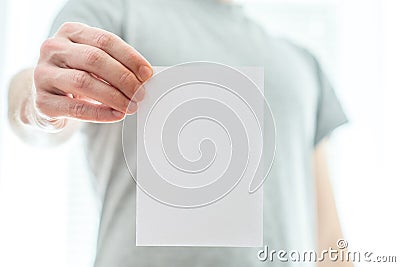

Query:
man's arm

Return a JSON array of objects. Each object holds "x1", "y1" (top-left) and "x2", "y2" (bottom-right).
[
  {"x1": 314, "y1": 139, "x2": 353, "y2": 267},
  {"x1": 8, "y1": 22, "x2": 153, "y2": 146}
]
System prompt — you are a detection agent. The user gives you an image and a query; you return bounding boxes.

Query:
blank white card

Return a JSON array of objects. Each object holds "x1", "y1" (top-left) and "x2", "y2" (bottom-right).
[{"x1": 135, "y1": 63, "x2": 266, "y2": 247}]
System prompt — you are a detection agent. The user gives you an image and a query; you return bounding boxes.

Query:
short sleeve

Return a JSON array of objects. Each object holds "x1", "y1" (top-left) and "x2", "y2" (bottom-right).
[
  {"x1": 313, "y1": 58, "x2": 348, "y2": 146},
  {"x1": 48, "y1": 0, "x2": 125, "y2": 37}
]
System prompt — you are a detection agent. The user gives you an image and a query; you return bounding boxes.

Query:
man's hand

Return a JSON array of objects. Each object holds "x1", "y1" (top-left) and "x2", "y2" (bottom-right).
[{"x1": 33, "y1": 22, "x2": 153, "y2": 122}]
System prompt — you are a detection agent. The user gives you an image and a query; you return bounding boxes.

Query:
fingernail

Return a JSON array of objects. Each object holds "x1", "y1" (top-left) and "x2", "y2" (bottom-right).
[
  {"x1": 127, "y1": 101, "x2": 138, "y2": 114},
  {"x1": 138, "y1": 65, "x2": 153, "y2": 81},
  {"x1": 133, "y1": 87, "x2": 146, "y2": 102},
  {"x1": 112, "y1": 110, "x2": 124, "y2": 118}
]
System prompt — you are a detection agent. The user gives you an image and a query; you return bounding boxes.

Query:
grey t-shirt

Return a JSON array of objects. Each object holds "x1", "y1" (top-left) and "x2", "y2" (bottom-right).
[{"x1": 50, "y1": 0, "x2": 347, "y2": 266}]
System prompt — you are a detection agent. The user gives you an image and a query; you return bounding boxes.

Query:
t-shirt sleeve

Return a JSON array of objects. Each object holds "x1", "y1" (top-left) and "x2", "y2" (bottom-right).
[
  {"x1": 313, "y1": 57, "x2": 348, "y2": 146},
  {"x1": 48, "y1": 0, "x2": 125, "y2": 37}
]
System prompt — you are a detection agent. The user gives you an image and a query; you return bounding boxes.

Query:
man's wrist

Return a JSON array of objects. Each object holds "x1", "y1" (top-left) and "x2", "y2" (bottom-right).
[{"x1": 20, "y1": 83, "x2": 68, "y2": 133}]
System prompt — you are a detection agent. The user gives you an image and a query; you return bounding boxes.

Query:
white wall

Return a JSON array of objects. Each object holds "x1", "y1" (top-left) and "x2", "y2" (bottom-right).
[
  {"x1": 245, "y1": 0, "x2": 400, "y2": 263},
  {"x1": 0, "y1": 1, "x2": 98, "y2": 267}
]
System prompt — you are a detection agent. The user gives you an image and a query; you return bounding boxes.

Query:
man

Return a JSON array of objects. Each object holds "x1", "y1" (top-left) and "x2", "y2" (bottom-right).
[{"x1": 8, "y1": 0, "x2": 351, "y2": 266}]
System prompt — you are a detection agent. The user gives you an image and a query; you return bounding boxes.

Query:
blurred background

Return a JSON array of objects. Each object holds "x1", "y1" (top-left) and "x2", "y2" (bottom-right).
[{"x1": 0, "y1": 0, "x2": 399, "y2": 266}]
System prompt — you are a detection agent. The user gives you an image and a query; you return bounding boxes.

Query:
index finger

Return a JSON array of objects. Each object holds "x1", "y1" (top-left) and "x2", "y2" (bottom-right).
[{"x1": 56, "y1": 22, "x2": 153, "y2": 82}]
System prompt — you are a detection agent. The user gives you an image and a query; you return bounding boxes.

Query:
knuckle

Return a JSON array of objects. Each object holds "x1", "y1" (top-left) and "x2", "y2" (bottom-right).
[
  {"x1": 57, "y1": 22, "x2": 87, "y2": 41},
  {"x1": 39, "y1": 39, "x2": 65, "y2": 65},
  {"x1": 72, "y1": 71, "x2": 91, "y2": 90},
  {"x1": 40, "y1": 38, "x2": 57, "y2": 55},
  {"x1": 33, "y1": 65, "x2": 55, "y2": 91},
  {"x1": 84, "y1": 49, "x2": 103, "y2": 66},
  {"x1": 58, "y1": 22, "x2": 79, "y2": 35},
  {"x1": 70, "y1": 102, "x2": 87, "y2": 119},
  {"x1": 95, "y1": 32, "x2": 114, "y2": 50},
  {"x1": 33, "y1": 66, "x2": 46, "y2": 87}
]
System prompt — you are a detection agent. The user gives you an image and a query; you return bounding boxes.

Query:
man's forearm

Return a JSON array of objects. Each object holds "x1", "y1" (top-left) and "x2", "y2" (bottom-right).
[
  {"x1": 8, "y1": 68, "x2": 79, "y2": 146},
  {"x1": 314, "y1": 140, "x2": 353, "y2": 267}
]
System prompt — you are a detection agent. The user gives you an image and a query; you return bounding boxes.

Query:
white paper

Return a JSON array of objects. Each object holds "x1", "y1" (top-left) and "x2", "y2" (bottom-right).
[{"x1": 134, "y1": 63, "x2": 268, "y2": 247}]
